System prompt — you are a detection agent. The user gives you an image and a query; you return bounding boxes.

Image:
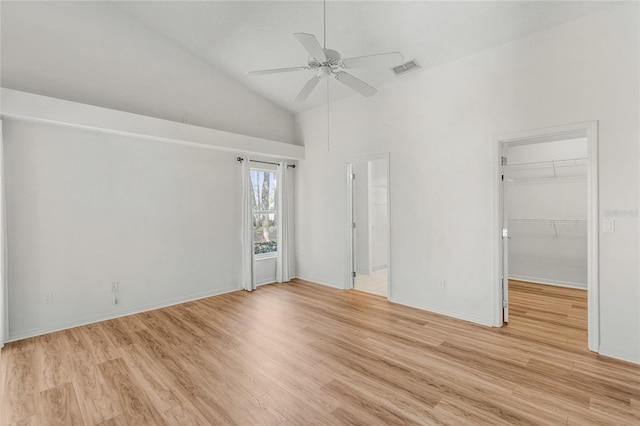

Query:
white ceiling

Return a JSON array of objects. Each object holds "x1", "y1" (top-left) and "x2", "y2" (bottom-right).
[
  {"x1": 111, "y1": 1, "x2": 614, "y2": 115},
  {"x1": 112, "y1": 1, "x2": 615, "y2": 115}
]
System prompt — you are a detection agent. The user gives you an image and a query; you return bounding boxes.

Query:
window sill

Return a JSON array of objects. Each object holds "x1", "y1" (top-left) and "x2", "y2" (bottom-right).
[{"x1": 255, "y1": 253, "x2": 278, "y2": 261}]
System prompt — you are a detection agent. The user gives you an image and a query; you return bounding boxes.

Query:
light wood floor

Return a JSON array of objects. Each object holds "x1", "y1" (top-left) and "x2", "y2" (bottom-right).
[
  {"x1": 1, "y1": 279, "x2": 639, "y2": 425},
  {"x1": 355, "y1": 269, "x2": 388, "y2": 297}
]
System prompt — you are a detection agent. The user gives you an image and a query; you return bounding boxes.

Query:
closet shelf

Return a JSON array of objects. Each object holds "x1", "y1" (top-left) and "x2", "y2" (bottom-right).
[
  {"x1": 509, "y1": 219, "x2": 586, "y2": 223},
  {"x1": 508, "y1": 219, "x2": 587, "y2": 239},
  {"x1": 506, "y1": 157, "x2": 587, "y2": 182},
  {"x1": 507, "y1": 158, "x2": 587, "y2": 168}
]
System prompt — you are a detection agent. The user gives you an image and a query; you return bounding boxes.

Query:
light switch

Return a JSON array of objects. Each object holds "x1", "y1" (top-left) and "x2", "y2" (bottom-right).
[{"x1": 602, "y1": 219, "x2": 615, "y2": 233}]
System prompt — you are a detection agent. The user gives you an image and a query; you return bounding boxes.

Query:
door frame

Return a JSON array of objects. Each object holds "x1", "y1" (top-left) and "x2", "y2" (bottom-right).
[
  {"x1": 495, "y1": 121, "x2": 599, "y2": 353},
  {"x1": 500, "y1": 142, "x2": 510, "y2": 323},
  {"x1": 345, "y1": 153, "x2": 391, "y2": 298}
]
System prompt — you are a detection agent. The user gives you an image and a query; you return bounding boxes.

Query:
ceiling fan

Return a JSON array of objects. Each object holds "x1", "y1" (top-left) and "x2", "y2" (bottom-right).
[{"x1": 246, "y1": 5, "x2": 404, "y2": 103}]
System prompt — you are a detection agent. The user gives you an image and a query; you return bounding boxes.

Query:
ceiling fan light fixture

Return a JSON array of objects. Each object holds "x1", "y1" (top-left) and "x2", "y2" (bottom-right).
[{"x1": 318, "y1": 66, "x2": 332, "y2": 78}]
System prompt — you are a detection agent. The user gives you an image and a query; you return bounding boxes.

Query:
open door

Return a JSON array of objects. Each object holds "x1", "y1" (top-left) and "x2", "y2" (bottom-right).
[
  {"x1": 346, "y1": 154, "x2": 391, "y2": 297},
  {"x1": 496, "y1": 122, "x2": 599, "y2": 351},
  {"x1": 501, "y1": 147, "x2": 509, "y2": 323}
]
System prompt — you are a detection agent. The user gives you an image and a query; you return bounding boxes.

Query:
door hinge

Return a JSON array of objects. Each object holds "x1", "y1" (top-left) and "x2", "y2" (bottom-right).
[
  {"x1": 352, "y1": 222, "x2": 356, "y2": 229},
  {"x1": 502, "y1": 299, "x2": 508, "y2": 308},
  {"x1": 502, "y1": 228, "x2": 508, "y2": 238},
  {"x1": 501, "y1": 174, "x2": 504, "y2": 181},
  {"x1": 352, "y1": 271, "x2": 356, "y2": 278},
  {"x1": 501, "y1": 156, "x2": 508, "y2": 166},
  {"x1": 351, "y1": 173, "x2": 356, "y2": 180}
]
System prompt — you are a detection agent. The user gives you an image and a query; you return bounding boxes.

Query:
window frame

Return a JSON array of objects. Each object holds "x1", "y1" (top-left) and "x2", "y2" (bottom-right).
[{"x1": 250, "y1": 165, "x2": 278, "y2": 259}]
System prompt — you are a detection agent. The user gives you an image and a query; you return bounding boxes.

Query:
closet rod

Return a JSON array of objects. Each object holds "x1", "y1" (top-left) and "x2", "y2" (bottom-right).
[
  {"x1": 507, "y1": 157, "x2": 587, "y2": 168},
  {"x1": 236, "y1": 157, "x2": 296, "y2": 168}
]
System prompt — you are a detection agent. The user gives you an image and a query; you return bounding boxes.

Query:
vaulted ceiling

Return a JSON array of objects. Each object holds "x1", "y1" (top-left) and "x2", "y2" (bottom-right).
[
  {"x1": 113, "y1": 1, "x2": 614, "y2": 114},
  {"x1": 2, "y1": 1, "x2": 617, "y2": 119}
]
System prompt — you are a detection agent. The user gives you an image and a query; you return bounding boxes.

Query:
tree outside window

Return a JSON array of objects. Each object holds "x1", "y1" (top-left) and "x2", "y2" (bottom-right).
[{"x1": 250, "y1": 169, "x2": 277, "y2": 255}]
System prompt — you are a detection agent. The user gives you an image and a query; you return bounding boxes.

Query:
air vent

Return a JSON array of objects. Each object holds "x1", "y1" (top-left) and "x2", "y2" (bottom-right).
[{"x1": 391, "y1": 59, "x2": 422, "y2": 76}]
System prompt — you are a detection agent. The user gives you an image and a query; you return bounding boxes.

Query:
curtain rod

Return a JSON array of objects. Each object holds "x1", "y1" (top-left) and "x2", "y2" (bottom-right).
[{"x1": 236, "y1": 157, "x2": 296, "y2": 168}]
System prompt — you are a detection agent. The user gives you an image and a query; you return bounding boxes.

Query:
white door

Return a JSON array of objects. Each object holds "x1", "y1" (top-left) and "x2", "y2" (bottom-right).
[
  {"x1": 346, "y1": 155, "x2": 391, "y2": 297},
  {"x1": 354, "y1": 162, "x2": 370, "y2": 275},
  {"x1": 370, "y1": 160, "x2": 388, "y2": 271},
  {"x1": 350, "y1": 164, "x2": 357, "y2": 289}
]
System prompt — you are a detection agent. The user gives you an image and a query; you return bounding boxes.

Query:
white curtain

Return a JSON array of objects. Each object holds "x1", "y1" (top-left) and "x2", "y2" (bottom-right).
[
  {"x1": 276, "y1": 162, "x2": 290, "y2": 283},
  {"x1": 241, "y1": 158, "x2": 256, "y2": 291},
  {"x1": 0, "y1": 120, "x2": 7, "y2": 347}
]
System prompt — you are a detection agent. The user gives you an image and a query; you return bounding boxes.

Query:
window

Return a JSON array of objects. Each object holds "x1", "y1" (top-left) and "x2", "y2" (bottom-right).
[{"x1": 250, "y1": 168, "x2": 277, "y2": 256}]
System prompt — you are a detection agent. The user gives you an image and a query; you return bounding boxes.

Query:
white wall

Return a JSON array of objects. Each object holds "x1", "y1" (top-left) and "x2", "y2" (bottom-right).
[
  {"x1": 294, "y1": 4, "x2": 639, "y2": 363},
  {"x1": 0, "y1": 1, "x2": 296, "y2": 144},
  {"x1": 255, "y1": 258, "x2": 277, "y2": 286},
  {"x1": 3, "y1": 119, "x2": 240, "y2": 339},
  {"x1": 3, "y1": 116, "x2": 298, "y2": 339},
  {"x1": 508, "y1": 138, "x2": 587, "y2": 165},
  {"x1": 507, "y1": 139, "x2": 588, "y2": 288}
]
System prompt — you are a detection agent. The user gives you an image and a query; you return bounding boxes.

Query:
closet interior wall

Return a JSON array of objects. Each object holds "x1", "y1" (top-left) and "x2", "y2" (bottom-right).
[{"x1": 506, "y1": 138, "x2": 588, "y2": 288}]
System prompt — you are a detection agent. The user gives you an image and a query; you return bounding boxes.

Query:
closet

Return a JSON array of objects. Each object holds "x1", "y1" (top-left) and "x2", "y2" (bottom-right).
[{"x1": 506, "y1": 138, "x2": 587, "y2": 288}]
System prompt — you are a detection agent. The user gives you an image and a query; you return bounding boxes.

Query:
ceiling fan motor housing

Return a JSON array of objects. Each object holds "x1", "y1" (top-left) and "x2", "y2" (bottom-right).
[
  {"x1": 247, "y1": 32, "x2": 401, "y2": 101},
  {"x1": 308, "y1": 48, "x2": 342, "y2": 69}
]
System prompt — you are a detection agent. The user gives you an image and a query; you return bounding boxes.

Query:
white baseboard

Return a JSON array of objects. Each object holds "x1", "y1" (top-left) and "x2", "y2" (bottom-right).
[
  {"x1": 599, "y1": 345, "x2": 640, "y2": 365},
  {"x1": 509, "y1": 274, "x2": 587, "y2": 290},
  {"x1": 295, "y1": 277, "x2": 493, "y2": 327},
  {"x1": 389, "y1": 296, "x2": 494, "y2": 328},
  {"x1": 371, "y1": 264, "x2": 387, "y2": 272},
  {"x1": 7, "y1": 285, "x2": 240, "y2": 342},
  {"x1": 257, "y1": 279, "x2": 277, "y2": 286},
  {"x1": 293, "y1": 275, "x2": 345, "y2": 290}
]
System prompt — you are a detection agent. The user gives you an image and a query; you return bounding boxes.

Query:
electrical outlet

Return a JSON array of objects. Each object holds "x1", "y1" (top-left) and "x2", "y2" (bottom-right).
[
  {"x1": 44, "y1": 291, "x2": 53, "y2": 304},
  {"x1": 438, "y1": 280, "x2": 446, "y2": 289},
  {"x1": 111, "y1": 282, "x2": 119, "y2": 305}
]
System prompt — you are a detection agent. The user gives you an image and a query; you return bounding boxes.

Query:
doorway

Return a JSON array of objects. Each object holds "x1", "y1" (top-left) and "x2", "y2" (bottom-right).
[
  {"x1": 346, "y1": 154, "x2": 390, "y2": 298},
  {"x1": 497, "y1": 122, "x2": 599, "y2": 352}
]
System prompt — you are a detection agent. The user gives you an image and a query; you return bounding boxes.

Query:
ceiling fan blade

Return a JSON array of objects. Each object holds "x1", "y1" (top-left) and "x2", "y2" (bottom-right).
[
  {"x1": 246, "y1": 66, "x2": 309, "y2": 76},
  {"x1": 294, "y1": 76, "x2": 321, "y2": 102},
  {"x1": 334, "y1": 71, "x2": 377, "y2": 97},
  {"x1": 294, "y1": 33, "x2": 327, "y2": 61},
  {"x1": 341, "y1": 52, "x2": 404, "y2": 69}
]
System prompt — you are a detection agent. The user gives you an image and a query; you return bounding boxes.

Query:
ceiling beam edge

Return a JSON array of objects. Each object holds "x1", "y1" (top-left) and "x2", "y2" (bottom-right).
[{"x1": 0, "y1": 88, "x2": 305, "y2": 160}]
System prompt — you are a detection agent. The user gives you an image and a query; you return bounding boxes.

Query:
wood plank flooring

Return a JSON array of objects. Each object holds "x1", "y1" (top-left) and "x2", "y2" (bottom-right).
[{"x1": 1, "y1": 279, "x2": 639, "y2": 425}]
